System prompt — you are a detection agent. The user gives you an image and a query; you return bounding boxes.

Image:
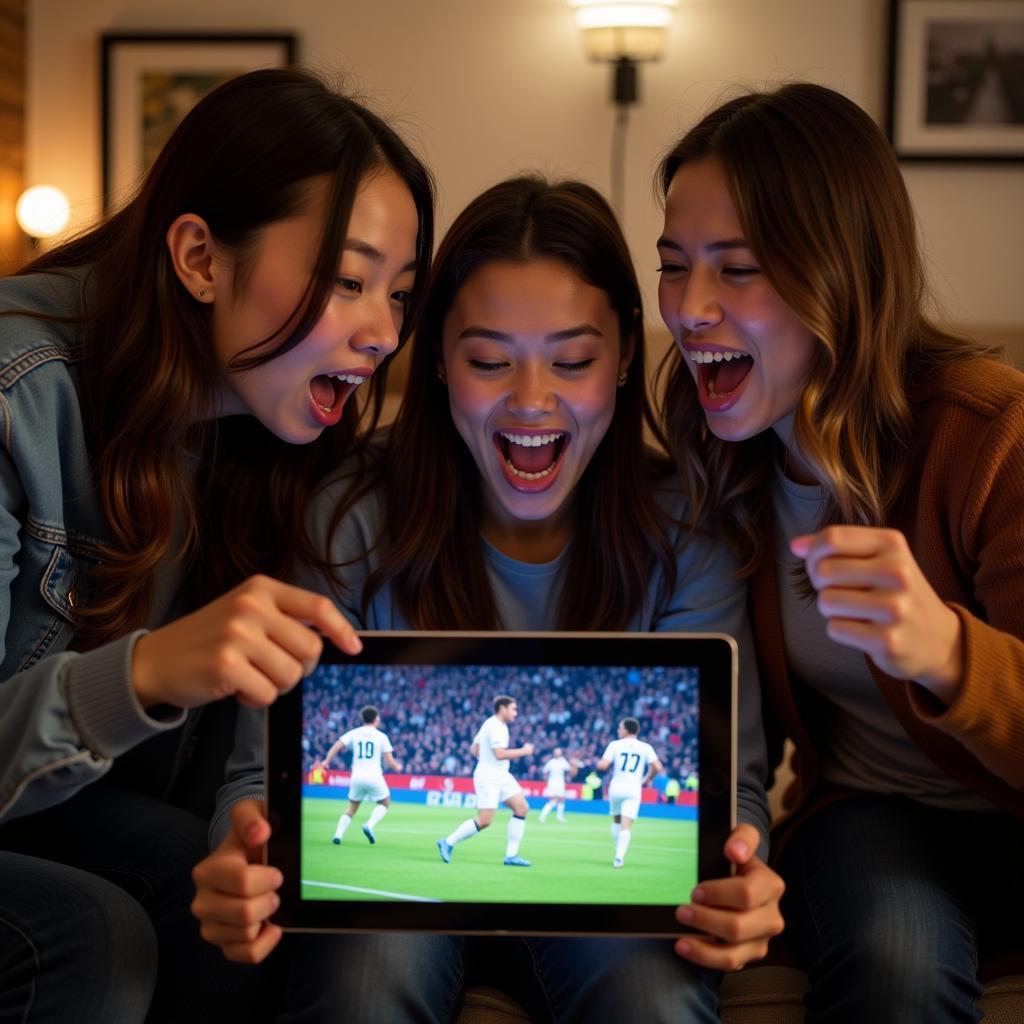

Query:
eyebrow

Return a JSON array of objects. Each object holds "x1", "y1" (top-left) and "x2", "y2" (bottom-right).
[
  {"x1": 456, "y1": 324, "x2": 605, "y2": 342},
  {"x1": 343, "y1": 238, "x2": 418, "y2": 273},
  {"x1": 656, "y1": 236, "x2": 750, "y2": 253}
]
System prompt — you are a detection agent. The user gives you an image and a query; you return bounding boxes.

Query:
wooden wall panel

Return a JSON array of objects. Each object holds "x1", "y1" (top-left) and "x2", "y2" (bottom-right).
[{"x1": 0, "y1": 0, "x2": 27, "y2": 275}]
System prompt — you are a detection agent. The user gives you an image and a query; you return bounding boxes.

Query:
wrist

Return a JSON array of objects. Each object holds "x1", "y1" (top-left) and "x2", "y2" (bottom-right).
[
  {"x1": 130, "y1": 632, "x2": 163, "y2": 710},
  {"x1": 914, "y1": 606, "x2": 963, "y2": 705}
]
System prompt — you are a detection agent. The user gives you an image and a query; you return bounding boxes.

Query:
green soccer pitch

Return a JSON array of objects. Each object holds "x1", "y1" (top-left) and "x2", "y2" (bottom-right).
[{"x1": 300, "y1": 797, "x2": 697, "y2": 905}]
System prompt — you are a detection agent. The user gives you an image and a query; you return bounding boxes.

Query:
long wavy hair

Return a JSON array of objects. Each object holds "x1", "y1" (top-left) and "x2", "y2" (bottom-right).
[
  {"x1": 656, "y1": 82, "x2": 1003, "y2": 574},
  {"x1": 16, "y1": 68, "x2": 434, "y2": 648},
  {"x1": 331, "y1": 176, "x2": 676, "y2": 629}
]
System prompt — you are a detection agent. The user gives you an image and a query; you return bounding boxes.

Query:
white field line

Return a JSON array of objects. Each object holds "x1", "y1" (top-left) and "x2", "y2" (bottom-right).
[{"x1": 301, "y1": 879, "x2": 442, "y2": 902}]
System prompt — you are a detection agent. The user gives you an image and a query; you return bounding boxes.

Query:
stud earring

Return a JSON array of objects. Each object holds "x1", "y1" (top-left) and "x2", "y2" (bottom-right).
[
  {"x1": 617, "y1": 371, "x2": 628, "y2": 387},
  {"x1": 436, "y1": 370, "x2": 446, "y2": 384},
  {"x1": 197, "y1": 288, "x2": 207, "y2": 298}
]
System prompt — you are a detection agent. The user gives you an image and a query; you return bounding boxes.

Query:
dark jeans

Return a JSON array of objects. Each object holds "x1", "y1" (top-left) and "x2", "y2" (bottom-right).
[
  {"x1": 779, "y1": 793, "x2": 1024, "y2": 1024},
  {"x1": 0, "y1": 782, "x2": 264, "y2": 1024}
]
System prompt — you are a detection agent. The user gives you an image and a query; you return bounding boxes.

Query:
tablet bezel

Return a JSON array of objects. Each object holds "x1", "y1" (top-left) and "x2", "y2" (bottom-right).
[{"x1": 266, "y1": 630, "x2": 736, "y2": 936}]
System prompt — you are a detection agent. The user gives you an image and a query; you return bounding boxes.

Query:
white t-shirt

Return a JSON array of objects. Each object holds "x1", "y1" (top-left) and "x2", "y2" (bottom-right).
[
  {"x1": 474, "y1": 715, "x2": 512, "y2": 780},
  {"x1": 602, "y1": 737, "x2": 658, "y2": 797},
  {"x1": 341, "y1": 725, "x2": 393, "y2": 781},
  {"x1": 543, "y1": 756, "x2": 571, "y2": 786}
]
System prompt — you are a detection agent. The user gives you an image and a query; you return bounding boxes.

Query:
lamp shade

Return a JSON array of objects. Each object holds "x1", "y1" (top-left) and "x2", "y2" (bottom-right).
[
  {"x1": 16, "y1": 185, "x2": 70, "y2": 239},
  {"x1": 568, "y1": 0, "x2": 678, "y2": 60}
]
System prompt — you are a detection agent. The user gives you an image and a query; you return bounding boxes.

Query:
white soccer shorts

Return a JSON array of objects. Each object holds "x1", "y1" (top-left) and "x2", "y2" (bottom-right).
[
  {"x1": 474, "y1": 775, "x2": 523, "y2": 810},
  {"x1": 347, "y1": 778, "x2": 390, "y2": 802},
  {"x1": 609, "y1": 793, "x2": 640, "y2": 821},
  {"x1": 543, "y1": 782, "x2": 566, "y2": 798}
]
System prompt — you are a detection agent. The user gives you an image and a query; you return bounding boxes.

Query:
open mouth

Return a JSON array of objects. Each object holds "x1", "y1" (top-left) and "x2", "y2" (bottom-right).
[
  {"x1": 688, "y1": 349, "x2": 754, "y2": 400},
  {"x1": 309, "y1": 372, "x2": 367, "y2": 414},
  {"x1": 494, "y1": 430, "x2": 570, "y2": 483}
]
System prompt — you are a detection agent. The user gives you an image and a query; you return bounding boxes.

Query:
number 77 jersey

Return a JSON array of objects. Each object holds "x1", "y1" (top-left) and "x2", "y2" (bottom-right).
[{"x1": 602, "y1": 736, "x2": 659, "y2": 799}]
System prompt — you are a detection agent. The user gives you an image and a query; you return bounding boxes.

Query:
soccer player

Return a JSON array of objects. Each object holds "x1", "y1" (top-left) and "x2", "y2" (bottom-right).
[
  {"x1": 437, "y1": 695, "x2": 534, "y2": 867},
  {"x1": 597, "y1": 717, "x2": 663, "y2": 868},
  {"x1": 319, "y1": 705, "x2": 402, "y2": 845},
  {"x1": 538, "y1": 747, "x2": 577, "y2": 823}
]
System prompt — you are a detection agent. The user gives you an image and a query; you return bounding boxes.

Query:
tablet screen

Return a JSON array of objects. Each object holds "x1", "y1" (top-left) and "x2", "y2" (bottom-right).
[{"x1": 301, "y1": 660, "x2": 700, "y2": 906}]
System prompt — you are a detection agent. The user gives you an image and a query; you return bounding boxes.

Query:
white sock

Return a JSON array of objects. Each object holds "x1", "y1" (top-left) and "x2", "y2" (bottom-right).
[
  {"x1": 539, "y1": 801, "x2": 554, "y2": 821},
  {"x1": 556, "y1": 805, "x2": 565, "y2": 821},
  {"x1": 446, "y1": 818, "x2": 479, "y2": 846},
  {"x1": 611, "y1": 821, "x2": 621, "y2": 842},
  {"x1": 506, "y1": 815, "x2": 526, "y2": 857},
  {"x1": 615, "y1": 829, "x2": 632, "y2": 863},
  {"x1": 334, "y1": 813, "x2": 352, "y2": 841},
  {"x1": 367, "y1": 804, "x2": 388, "y2": 830}
]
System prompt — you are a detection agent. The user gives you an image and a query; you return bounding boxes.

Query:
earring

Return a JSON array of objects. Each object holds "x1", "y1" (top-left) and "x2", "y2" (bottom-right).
[
  {"x1": 436, "y1": 370, "x2": 446, "y2": 384},
  {"x1": 197, "y1": 288, "x2": 207, "y2": 298},
  {"x1": 617, "y1": 371, "x2": 628, "y2": 387}
]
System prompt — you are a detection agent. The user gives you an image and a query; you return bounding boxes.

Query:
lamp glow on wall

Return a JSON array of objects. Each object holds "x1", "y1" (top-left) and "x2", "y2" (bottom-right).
[
  {"x1": 568, "y1": 0, "x2": 678, "y2": 213},
  {"x1": 16, "y1": 185, "x2": 70, "y2": 246}
]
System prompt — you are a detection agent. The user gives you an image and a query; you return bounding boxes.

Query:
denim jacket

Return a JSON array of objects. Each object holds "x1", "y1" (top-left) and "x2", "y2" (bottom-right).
[{"x1": 0, "y1": 270, "x2": 184, "y2": 823}]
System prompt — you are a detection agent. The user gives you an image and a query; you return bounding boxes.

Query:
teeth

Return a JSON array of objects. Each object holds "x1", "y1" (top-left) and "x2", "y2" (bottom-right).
[
  {"x1": 687, "y1": 350, "x2": 748, "y2": 364},
  {"x1": 505, "y1": 460, "x2": 558, "y2": 481},
  {"x1": 329, "y1": 373, "x2": 366, "y2": 386},
  {"x1": 499, "y1": 431, "x2": 565, "y2": 448}
]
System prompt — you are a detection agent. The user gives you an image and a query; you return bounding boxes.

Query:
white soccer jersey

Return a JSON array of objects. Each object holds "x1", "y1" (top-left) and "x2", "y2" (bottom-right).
[
  {"x1": 340, "y1": 725, "x2": 393, "y2": 781},
  {"x1": 543, "y1": 757, "x2": 571, "y2": 786},
  {"x1": 602, "y1": 737, "x2": 658, "y2": 797},
  {"x1": 473, "y1": 715, "x2": 512, "y2": 780}
]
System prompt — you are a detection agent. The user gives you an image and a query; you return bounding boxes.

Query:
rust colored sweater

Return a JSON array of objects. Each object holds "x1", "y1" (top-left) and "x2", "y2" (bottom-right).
[{"x1": 751, "y1": 358, "x2": 1024, "y2": 825}]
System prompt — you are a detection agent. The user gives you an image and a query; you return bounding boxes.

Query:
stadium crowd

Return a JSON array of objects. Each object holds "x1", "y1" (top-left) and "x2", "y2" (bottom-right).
[{"x1": 303, "y1": 662, "x2": 699, "y2": 792}]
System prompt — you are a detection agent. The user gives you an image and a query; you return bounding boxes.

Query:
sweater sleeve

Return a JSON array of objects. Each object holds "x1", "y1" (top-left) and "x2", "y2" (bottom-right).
[
  {"x1": 908, "y1": 397, "x2": 1024, "y2": 788},
  {"x1": 654, "y1": 505, "x2": 771, "y2": 860}
]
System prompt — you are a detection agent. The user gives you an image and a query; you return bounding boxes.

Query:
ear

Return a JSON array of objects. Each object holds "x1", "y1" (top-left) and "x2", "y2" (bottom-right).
[
  {"x1": 619, "y1": 308, "x2": 640, "y2": 375},
  {"x1": 165, "y1": 213, "x2": 223, "y2": 303}
]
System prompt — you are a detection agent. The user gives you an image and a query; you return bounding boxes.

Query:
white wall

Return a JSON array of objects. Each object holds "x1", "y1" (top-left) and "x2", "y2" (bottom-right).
[{"x1": 27, "y1": 0, "x2": 1024, "y2": 337}]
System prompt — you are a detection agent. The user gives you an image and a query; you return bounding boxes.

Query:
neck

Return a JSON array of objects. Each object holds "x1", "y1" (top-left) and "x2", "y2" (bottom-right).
[
  {"x1": 481, "y1": 497, "x2": 573, "y2": 564},
  {"x1": 772, "y1": 412, "x2": 819, "y2": 485}
]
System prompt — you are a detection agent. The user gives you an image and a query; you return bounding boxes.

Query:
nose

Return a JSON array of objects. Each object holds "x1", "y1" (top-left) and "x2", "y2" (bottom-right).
[
  {"x1": 506, "y1": 362, "x2": 557, "y2": 416},
  {"x1": 675, "y1": 266, "x2": 724, "y2": 333},
  {"x1": 351, "y1": 293, "x2": 401, "y2": 358}
]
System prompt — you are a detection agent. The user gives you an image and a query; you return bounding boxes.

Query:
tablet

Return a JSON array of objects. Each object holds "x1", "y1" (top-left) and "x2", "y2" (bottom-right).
[{"x1": 266, "y1": 631, "x2": 736, "y2": 936}]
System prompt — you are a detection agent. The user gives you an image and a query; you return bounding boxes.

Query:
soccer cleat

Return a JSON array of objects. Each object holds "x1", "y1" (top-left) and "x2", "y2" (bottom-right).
[
  {"x1": 437, "y1": 838, "x2": 453, "y2": 864},
  {"x1": 362, "y1": 824, "x2": 376, "y2": 844},
  {"x1": 503, "y1": 855, "x2": 532, "y2": 867},
  {"x1": 332, "y1": 837, "x2": 341, "y2": 845},
  {"x1": 613, "y1": 857, "x2": 624, "y2": 868}
]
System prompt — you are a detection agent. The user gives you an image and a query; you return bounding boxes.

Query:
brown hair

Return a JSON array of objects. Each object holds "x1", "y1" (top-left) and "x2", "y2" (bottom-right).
[
  {"x1": 656, "y1": 82, "x2": 1003, "y2": 573},
  {"x1": 17, "y1": 68, "x2": 434, "y2": 647},
  {"x1": 332, "y1": 175, "x2": 676, "y2": 629}
]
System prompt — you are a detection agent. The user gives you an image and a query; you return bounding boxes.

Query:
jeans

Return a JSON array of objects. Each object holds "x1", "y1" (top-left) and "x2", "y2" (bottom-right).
[
  {"x1": 468, "y1": 936, "x2": 720, "y2": 1024},
  {"x1": 779, "y1": 793, "x2": 1024, "y2": 1024},
  {"x1": 0, "y1": 781, "x2": 264, "y2": 1024}
]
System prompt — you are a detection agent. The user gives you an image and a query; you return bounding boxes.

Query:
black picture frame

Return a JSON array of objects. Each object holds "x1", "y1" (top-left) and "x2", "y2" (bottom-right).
[
  {"x1": 886, "y1": 0, "x2": 1024, "y2": 161},
  {"x1": 100, "y1": 31, "x2": 297, "y2": 209}
]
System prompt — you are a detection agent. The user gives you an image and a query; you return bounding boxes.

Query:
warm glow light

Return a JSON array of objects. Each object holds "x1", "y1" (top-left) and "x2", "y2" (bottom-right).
[
  {"x1": 15, "y1": 185, "x2": 70, "y2": 239},
  {"x1": 572, "y1": 3, "x2": 675, "y2": 29},
  {"x1": 568, "y1": 0, "x2": 678, "y2": 61}
]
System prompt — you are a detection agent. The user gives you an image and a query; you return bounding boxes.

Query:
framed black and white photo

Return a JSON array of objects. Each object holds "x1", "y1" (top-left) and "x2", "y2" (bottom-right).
[
  {"x1": 101, "y1": 32, "x2": 297, "y2": 208},
  {"x1": 887, "y1": 0, "x2": 1024, "y2": 160}
]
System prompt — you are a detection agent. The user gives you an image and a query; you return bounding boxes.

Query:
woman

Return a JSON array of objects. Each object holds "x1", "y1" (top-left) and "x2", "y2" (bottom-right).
[
  {"x1": 198, "y1": 176, "x2": 784, "y2": 1023},
  {"x1": 0, "y1": 68, "x2": 433, "y2": 1023},
  {"x1": 655, "y1": 81, "x2": 1024, "y2": 1021}
]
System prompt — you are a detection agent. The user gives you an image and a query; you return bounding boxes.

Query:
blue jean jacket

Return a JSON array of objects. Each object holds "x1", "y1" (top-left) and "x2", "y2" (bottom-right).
[{"x1": 0, "y1": 270, "x2": 183, "y2": 823}]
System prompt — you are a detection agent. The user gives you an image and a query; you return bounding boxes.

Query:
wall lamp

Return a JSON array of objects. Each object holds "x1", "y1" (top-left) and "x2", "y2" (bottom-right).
[
  {"x1": 16, "y1": 185, "x2": 70, "y2": 247},
  {"x1": 568, "y1": 1, "x2": 678, "y2": 213}
]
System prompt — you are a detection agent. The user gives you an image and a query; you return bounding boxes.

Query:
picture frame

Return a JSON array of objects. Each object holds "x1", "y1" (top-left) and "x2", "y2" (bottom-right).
[
  {"x1": 101, "y1": 32, "x2": 297, "y2": 208},
  {"x1": 887, "y1": 0, "x2": 1024, "y2": 161}
]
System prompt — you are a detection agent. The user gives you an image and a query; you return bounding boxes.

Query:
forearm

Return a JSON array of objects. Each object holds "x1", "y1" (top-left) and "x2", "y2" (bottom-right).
[{"x1": 0, "y1": 634, "x2": 186, "y2": 823}]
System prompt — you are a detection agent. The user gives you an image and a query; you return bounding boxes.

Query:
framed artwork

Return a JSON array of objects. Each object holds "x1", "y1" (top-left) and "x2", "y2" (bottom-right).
[
  {"x1": 101, "y1": 32, "x2": 297, "y2": 207},
  {"x1": 887, "y1": 0, "x2": 1024, "y2": 160}
]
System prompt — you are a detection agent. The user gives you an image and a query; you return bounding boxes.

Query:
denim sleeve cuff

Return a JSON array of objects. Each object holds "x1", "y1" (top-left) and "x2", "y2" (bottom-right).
[{"x1": 64, "y1": 630, "x2": 187, "y2": 760}]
